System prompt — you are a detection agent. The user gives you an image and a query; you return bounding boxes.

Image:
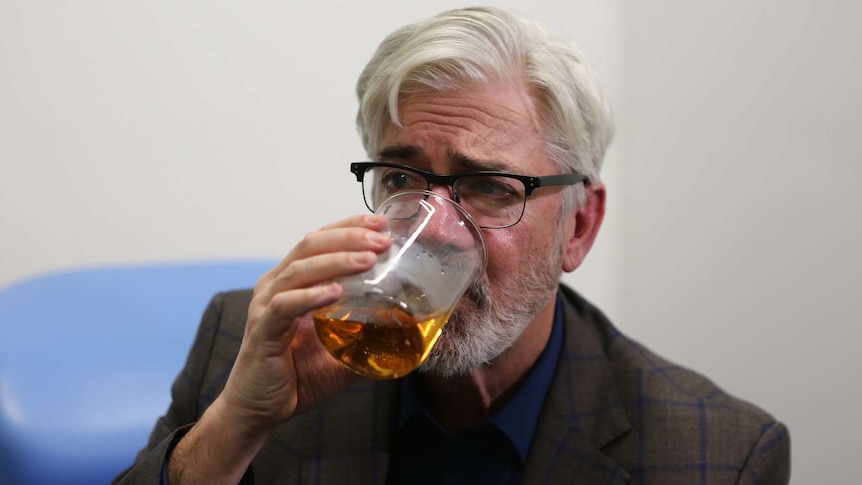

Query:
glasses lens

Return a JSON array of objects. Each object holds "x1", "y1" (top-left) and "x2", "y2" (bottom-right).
[
  {"x1": 362, "y1": 165, "x2": 428, "y2": 211},
  {"x1": 454, "y1": 175, "x2": 526, "y2": 228}
]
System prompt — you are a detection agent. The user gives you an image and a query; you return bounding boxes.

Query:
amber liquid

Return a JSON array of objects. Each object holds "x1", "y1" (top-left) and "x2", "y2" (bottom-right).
[{"x1": 313, "y1": 297, "x2": 448, "y2": 379}]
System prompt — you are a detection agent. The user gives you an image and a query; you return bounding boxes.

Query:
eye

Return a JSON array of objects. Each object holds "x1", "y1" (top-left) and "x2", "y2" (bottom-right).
[
  {"x1": 461, "y1": 176, "x2": 518, "y2": 199},
  {"x1": 380, "y1": 168, "x2": 424, "y2": 191},
  {"x1": 477, "y1": 179, "x2": 509, "y2": 196}
]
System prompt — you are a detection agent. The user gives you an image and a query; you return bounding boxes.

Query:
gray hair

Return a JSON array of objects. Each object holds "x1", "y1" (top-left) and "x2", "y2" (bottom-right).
[{"x1": 356, "y1": 6, "x2": 614, "y2": 210}]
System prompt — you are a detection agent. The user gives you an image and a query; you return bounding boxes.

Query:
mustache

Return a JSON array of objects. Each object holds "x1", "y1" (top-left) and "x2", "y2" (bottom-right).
[
  {"x1": 463, "y1": 278, "x2": 492, "y2": 311},
  {"x1": 445, "y1": 277, "x2": 491, "y2": 330}
]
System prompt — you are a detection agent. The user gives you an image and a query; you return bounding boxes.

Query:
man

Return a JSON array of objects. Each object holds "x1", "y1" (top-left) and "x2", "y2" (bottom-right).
[{"x1": 114, "y1": 6, "x2": 790, "y2": 484}]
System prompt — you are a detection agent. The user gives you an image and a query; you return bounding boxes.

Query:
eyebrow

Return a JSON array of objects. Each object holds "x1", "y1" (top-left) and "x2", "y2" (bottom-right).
[
  {"x1": 376, "y1": 144, "x2": 512, "y2": 173},
  {"x1": 377, "y1": 144, "x2": 417, "y2": 161}
]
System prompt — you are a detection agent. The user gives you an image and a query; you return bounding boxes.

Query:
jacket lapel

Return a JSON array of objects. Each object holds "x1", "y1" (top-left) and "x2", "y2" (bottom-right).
[
  {"x1": 522, "y1": 287, "x2": 632, "y2": 484},
  {"x1": 267, "y1": 286, "x2": 630, "y2": 484}
]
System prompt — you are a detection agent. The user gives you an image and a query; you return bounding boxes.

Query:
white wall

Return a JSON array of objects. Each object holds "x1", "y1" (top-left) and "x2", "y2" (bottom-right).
[
  {"x1": 3, "y1": 0, "x2": 856, "y2": 482},
  {"x1": 0, "y1": 0, "x2": 625, "y2": 324},
  {"x1": 624, "y1": 0, "x2": 862, "y2": 482}
]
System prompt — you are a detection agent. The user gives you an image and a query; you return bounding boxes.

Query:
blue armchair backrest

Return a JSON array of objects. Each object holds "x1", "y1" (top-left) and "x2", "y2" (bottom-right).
[{"x1": 0, "y1": 260, "x2": 274, "y2": 485}]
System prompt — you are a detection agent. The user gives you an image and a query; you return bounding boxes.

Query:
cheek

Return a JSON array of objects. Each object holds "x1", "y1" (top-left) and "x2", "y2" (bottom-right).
[
  {"x1": 480, "y1": 205, "x2": 564, "y2": 283},
  {"x1": 521, "y1": 197, "x2": 566, "y2": 248},
  {"x1": 481, "y1": 229, "x2": 524, "y2": 283}
]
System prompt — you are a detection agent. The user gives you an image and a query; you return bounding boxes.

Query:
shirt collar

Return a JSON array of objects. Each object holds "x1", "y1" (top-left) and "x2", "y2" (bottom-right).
[{"x1": 397, "y1": 293, "x2": 565, "y2": 461}]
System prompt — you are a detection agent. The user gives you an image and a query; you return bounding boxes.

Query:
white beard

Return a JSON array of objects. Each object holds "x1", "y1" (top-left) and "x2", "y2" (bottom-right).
[{"x1": 419, "y1": 222, "x2": 565, "y2": 378}]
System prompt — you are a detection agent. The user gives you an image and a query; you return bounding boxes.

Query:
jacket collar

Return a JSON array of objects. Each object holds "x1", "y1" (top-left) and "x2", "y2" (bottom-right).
[
  {"x1": 520, "y1": 285, "x2": 632, "y2": 484},
  {"x1": 271, "y1": 285, "x2": 630, "y2": 484}
]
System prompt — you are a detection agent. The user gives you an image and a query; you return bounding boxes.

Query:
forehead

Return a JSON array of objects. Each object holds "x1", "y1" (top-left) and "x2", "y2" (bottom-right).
[{"x1": 379, "y1": 79, "x2": 553, "y2": 174}]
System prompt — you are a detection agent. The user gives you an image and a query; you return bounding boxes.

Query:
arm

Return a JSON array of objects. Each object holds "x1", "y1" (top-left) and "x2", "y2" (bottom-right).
[
  {"x1": 114, "y1": 214, "x2": 392, "y2": 485},
  {"x1": 736, "y1": 421, "x2": 791, "y2": 485}
]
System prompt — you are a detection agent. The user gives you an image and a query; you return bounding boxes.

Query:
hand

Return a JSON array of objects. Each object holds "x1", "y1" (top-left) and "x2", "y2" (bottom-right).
[
  {"x1": 217, "y1": 214, "x2": 392, "y2": 434},
  {"x1": 166, "y1": 214, "x2": 392, "y2": 485}
]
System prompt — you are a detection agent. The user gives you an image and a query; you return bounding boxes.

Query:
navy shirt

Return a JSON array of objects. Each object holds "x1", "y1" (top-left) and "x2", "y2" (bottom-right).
[{"x1": 386, "y1": 294, "x2": 564, "y2": 485}]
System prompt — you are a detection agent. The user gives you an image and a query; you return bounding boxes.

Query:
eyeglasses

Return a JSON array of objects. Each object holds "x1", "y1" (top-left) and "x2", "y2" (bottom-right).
[{"x1": 350, "y1": 162, "x2": 588, "y2": 229}]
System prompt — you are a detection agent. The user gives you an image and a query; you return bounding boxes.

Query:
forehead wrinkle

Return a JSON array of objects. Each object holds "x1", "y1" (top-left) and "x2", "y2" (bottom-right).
[
  {"x1": 401, "y1": 94, "x2": 538, "y2": 136},
  {"x1": 383, "y1": 79, "x2": 554, "y2": 176},
  {"x1": 376, "y1": 139, "x2": 508, "y2": 173},
  {"x1": 397, "y1": 100, "x2": 542, "y2": 166},
  {"x1": 398, "y1": 117, "x2": 518, "y2": 172}
]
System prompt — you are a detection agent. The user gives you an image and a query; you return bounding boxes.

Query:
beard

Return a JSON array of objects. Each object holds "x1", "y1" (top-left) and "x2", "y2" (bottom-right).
[{"x1": 418, "y1": 222, "x2": 566, "y2": 378}]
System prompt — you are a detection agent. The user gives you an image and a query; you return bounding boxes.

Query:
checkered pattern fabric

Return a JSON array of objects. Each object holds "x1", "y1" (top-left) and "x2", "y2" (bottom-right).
[{"x1": 113, "y1": 285, "x2": 790, "y2": 484}]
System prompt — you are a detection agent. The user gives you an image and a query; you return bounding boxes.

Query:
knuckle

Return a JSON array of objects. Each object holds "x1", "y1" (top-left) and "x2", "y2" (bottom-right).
[
  {"x1": 249, "y1": 293, "x2": 271, "y2": 318},
  {"x1": 278, "y1": 260, "x2": 301, "y2": 283},
  {"x1": 265, "y1": 296, "x2": 284, "y2": 316},
  {"x1": 296, "y1": 232, "x2": 315, "y2": 252},
  {"x1": 347, "y1": 227, "x2": 369, "y2": 244},
  {"x1": 254, "y1": 271, "x2": 271, "y2": 289},
  {"x1": 265, "y1": 291, "x2": 297, "y2": 319}
]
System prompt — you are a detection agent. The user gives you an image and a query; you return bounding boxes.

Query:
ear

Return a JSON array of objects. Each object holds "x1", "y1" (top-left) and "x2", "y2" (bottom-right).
[{"x1": 562, "y1": 182, "x2": 606, "y2": 273}]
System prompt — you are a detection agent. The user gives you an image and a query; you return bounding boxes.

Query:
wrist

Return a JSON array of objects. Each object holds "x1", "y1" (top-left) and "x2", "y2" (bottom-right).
[{"x1": 167, "y1": 398, "x2": 271, "y2": 485}]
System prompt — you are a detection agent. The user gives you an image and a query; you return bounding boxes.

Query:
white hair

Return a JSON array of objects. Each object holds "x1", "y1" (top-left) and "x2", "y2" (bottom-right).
[{"x1": 356, "y1": 6, "x2": 614, "y2": 210}]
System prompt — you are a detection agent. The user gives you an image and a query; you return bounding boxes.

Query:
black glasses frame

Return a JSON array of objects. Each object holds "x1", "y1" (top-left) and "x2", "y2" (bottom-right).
[{"x1": 350, "y1": 161, "x2": 588, "y2": 228}]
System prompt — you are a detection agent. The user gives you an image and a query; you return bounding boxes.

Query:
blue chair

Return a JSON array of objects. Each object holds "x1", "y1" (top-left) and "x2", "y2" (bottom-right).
[{"x1": 0, "y1": 260, "x2": 275, "y2": 485}]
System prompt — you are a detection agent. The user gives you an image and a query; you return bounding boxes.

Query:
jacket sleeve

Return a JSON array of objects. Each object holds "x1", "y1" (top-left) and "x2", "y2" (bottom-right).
[
  {"x1": 111, "y1": 293, "x2": 230, "y2": 485},
  {"x1": 736, "y1": 421, "x2": 791, "y2": 485}
]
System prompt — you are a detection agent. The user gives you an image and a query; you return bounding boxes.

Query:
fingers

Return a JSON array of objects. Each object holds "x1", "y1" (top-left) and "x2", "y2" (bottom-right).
[
  {"x1": 293, "y1": 215, "x2": 391, "y2": 260},
  {"x1": 299, "y1": 214, "x2": 389, "y2": 255},
  {"x1": 249, "y1": 213, "x2": 392, "y2": 336},
  {"x1": 257, "y1": 283, "x2": 343, "y2": 339},
  {"x1": 318, "y1": 213, "x2": 388, "y2": 232},
  {"x1": 267, "y1": 215, "x2": 390, "y2": 292},
  {"x1": 263, "y1": 214, "x2": 390, "y2": 282},
  {"x1": 276, "y1": 250, "x2": 378, "y2": 292}
]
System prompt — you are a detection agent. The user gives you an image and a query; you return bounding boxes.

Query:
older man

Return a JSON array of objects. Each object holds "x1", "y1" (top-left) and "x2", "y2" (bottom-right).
[{"x1": 114, "y1": 6, "x2": 790, "y2": 485}]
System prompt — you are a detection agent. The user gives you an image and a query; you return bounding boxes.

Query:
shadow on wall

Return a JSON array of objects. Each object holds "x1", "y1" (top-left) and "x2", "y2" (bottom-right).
[{"x1": 0, "y1": 260, "x2": 274, "y2": 485}]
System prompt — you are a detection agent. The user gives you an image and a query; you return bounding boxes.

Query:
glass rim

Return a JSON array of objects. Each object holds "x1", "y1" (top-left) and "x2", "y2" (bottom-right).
[{"x1": 372, "y1": 189, "x2": 488, "y2": 275}]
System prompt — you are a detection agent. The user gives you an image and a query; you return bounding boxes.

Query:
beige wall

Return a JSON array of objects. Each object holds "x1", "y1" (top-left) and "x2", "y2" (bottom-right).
[
  {"x1": 624, "y1": 1, "x2": 861, "y2": 482},
  {"x1": 0, "y1": 0, "x2": 624, "y2": 324}
]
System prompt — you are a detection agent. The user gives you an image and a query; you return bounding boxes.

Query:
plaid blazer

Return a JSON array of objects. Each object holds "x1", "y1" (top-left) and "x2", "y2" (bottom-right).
[{"x1": 114, "y1": 285, "x2": 790, "y2": 484}]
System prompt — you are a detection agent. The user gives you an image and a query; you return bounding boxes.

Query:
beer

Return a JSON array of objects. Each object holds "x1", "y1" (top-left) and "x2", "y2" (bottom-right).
[{"x1": 313, "y1": 295, "x2": 449, "y2": 379}]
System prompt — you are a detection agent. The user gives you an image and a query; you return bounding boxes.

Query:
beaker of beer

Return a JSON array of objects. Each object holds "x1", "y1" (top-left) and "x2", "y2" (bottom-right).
[{"x1": 313, "y1": 190, "x2": 487, "y2": 379}]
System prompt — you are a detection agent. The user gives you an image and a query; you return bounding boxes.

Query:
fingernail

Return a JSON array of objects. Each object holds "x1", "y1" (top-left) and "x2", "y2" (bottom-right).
[
  {"x1": 366, "y1": 232, "x2": 389, "y2": 245},
  {"x1": 365, "y1": 214, "x2": 386, "y2": 225}
]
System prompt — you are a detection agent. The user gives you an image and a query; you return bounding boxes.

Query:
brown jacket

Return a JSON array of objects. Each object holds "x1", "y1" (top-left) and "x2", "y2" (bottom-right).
[{"x1": 114, "y1": 285, "x2": 790, "y2": 484}]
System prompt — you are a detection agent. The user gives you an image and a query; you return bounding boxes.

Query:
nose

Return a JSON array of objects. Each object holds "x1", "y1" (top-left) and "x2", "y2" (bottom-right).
[
  {"x1": 379, "y1": 189, "x2": 487, "y2": 278},
  {"x1": 414, "y1": 192, "x2": 481, "y2": 253},
  {"x1": 427, "y1": 184, "x2": 457, "y2": 202}
]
